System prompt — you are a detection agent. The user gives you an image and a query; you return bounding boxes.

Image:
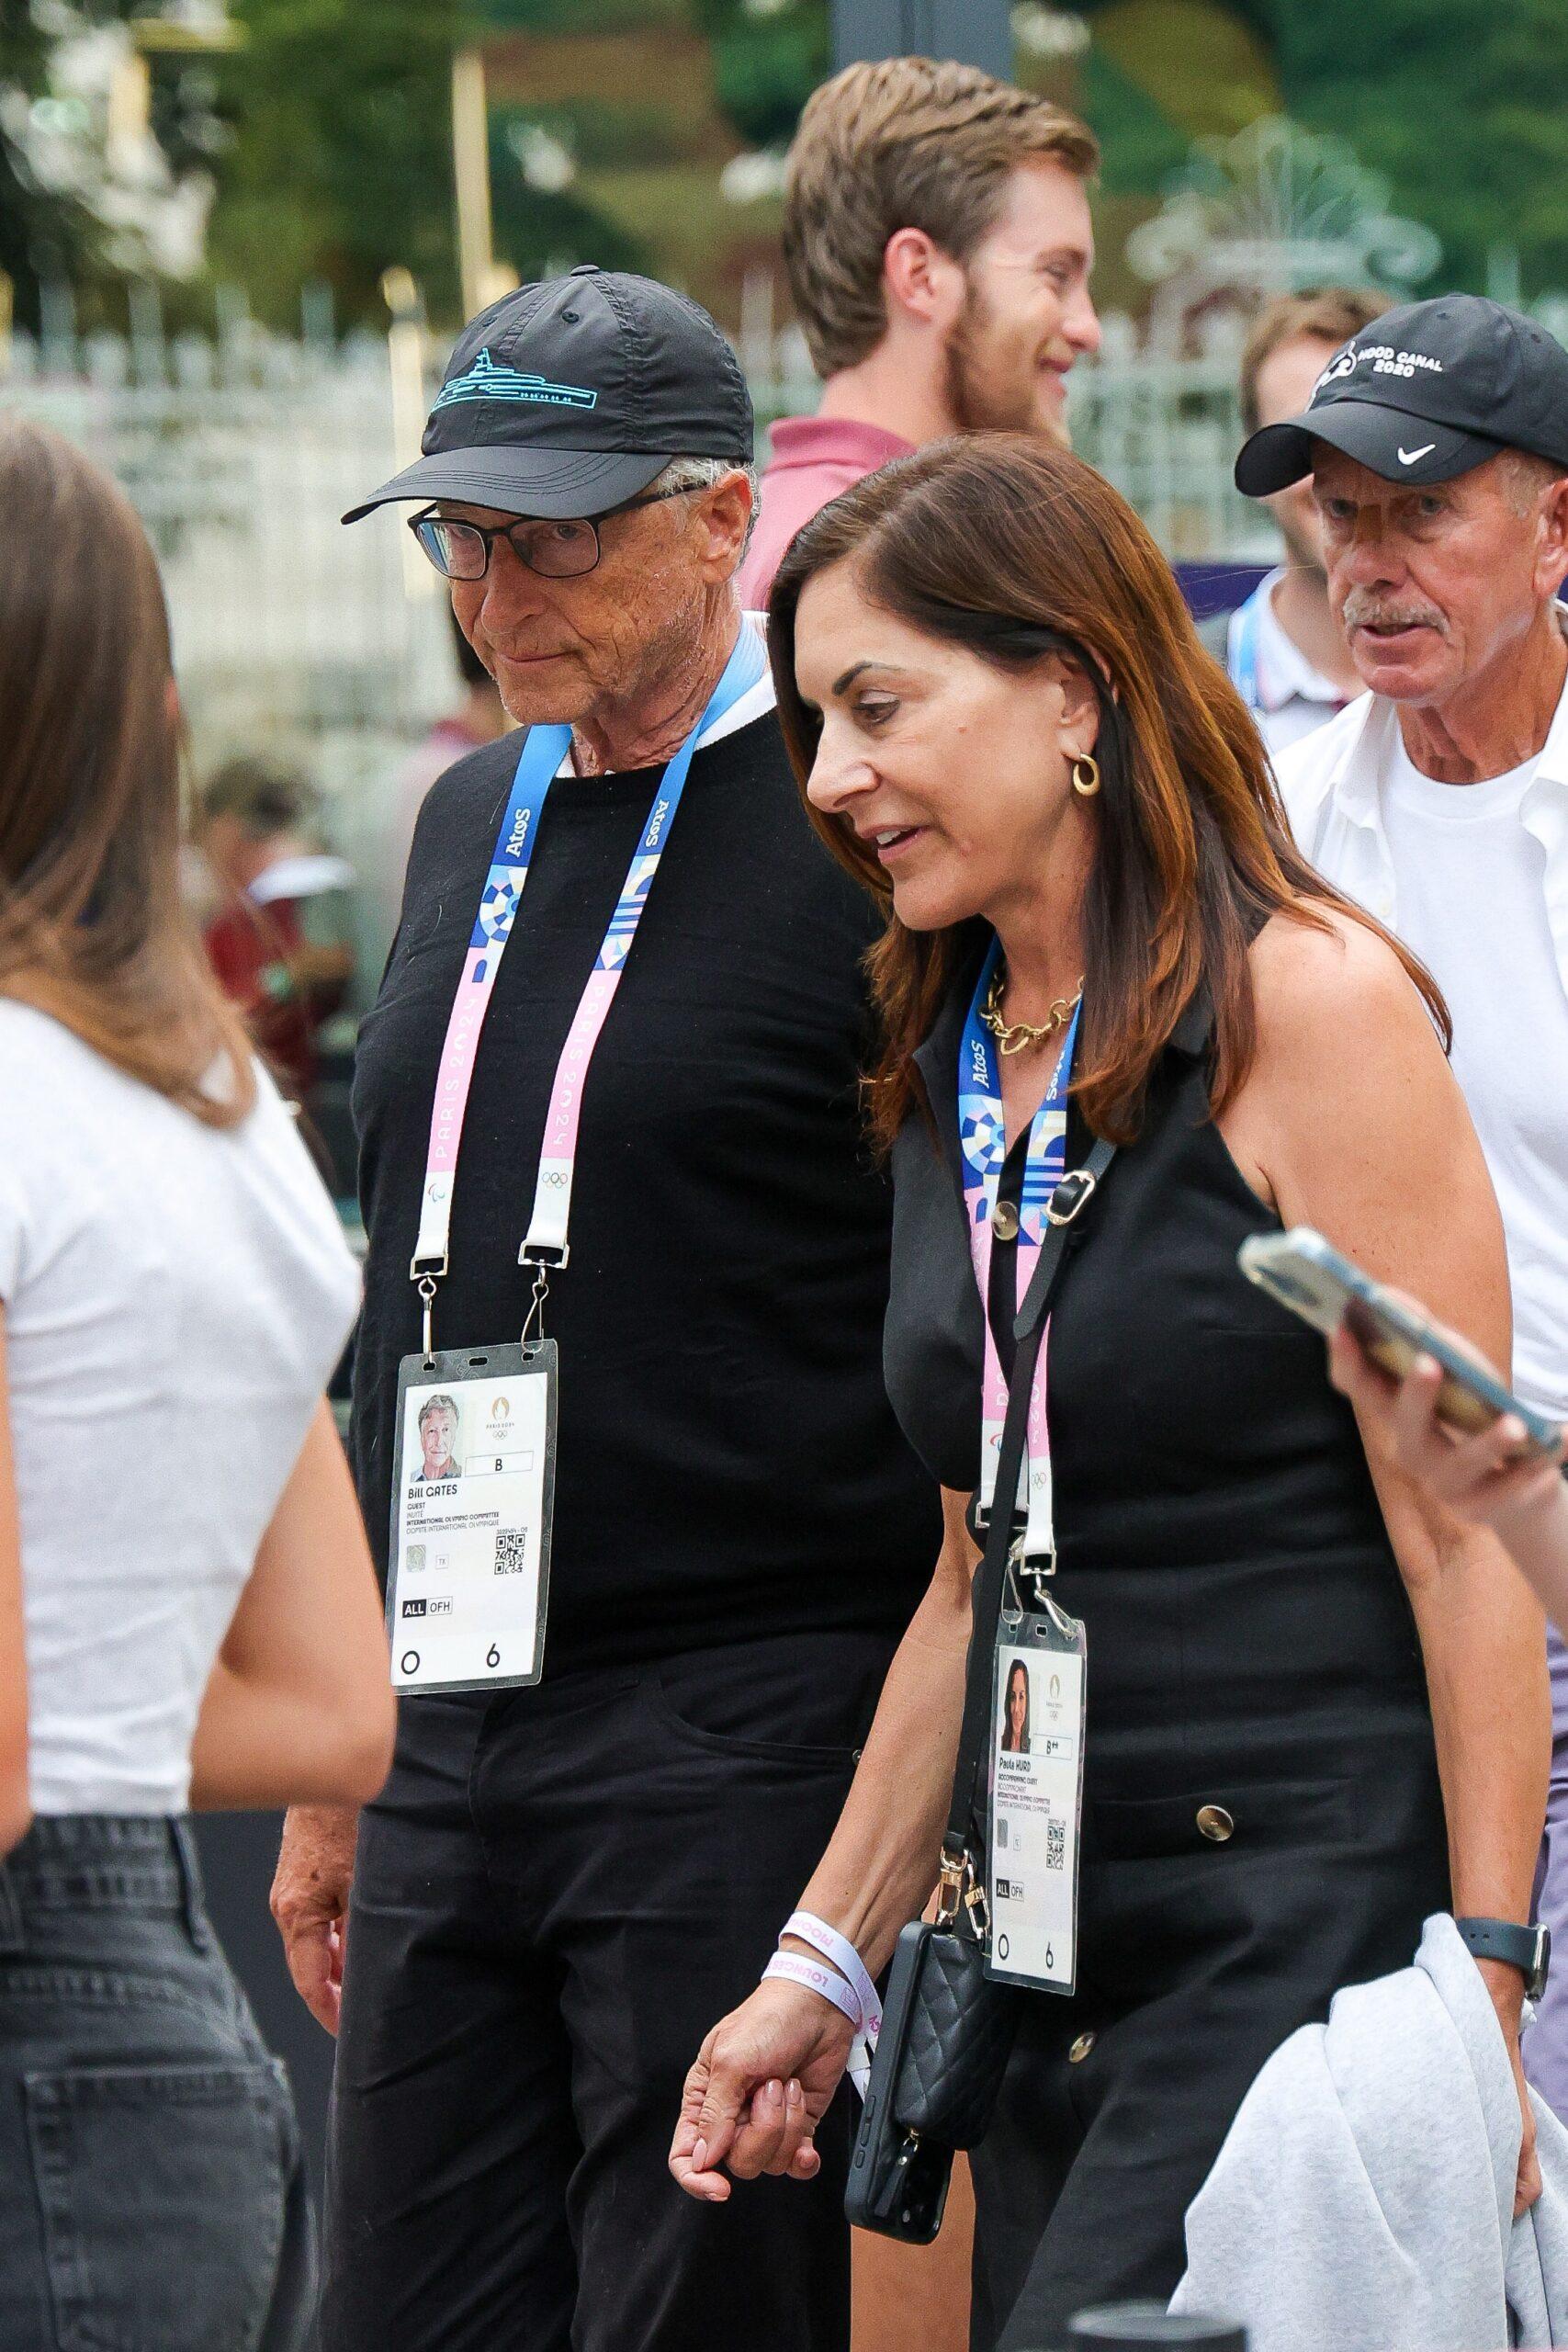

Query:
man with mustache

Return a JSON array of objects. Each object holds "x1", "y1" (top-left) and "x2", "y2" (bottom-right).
[
  {"x1": 738, "y1": 56, "x2": 1101, "y2": 607},
  {"x1": 1239, "y1": 292, "x2": 1568, "y2": 2111}
]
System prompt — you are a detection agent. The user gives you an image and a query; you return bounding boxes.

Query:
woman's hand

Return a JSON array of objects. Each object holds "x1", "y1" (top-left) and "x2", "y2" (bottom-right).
[
  {"x1": 669, "y1": 1489, "x2": 979, "y2": 2207},
  {"x1": 1471, "y1": 1953, "x2": 1543, "y2": 2217},
  {"x1": 1327, "y1": 1322, "x2": 1566, "y2": 1542},
  {"x1": 670, "y1": 1980, "x2": 855, "y2": 2202},
  {"x1": 1506, "y1": 2014, "x2": 1542, "y2": 2218}
]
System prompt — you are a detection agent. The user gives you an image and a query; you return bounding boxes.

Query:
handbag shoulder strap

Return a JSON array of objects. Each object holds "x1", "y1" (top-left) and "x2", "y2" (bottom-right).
[{"x1": 941, "y1": 1133, "x2": 1118, "y2": 1884}]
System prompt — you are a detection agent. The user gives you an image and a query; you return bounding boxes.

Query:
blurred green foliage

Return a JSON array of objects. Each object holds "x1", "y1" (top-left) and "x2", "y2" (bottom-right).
[
  {"x1": 488, "y1": 113, "x2": 650, "y2": 278},
  {"x1": 0, "y1": 1, "x2": 57, "y2": 323},
  {"x1": 1, "y1": 0, "x2": 230, "y2": 329},
  {"x1": 206, "y1": 0, "x2": 468, "y2": 323},
  {"x1": 205, "y1": 0, "x2": 825, "y2": 325},
  {"x1": 1077, "y1": 0, "x2": 1568, "y2": 298},
  {"x1": 1274, "y1": 0, "x2": 1568, "y2": 296},
  {"x1": 478, "y1": 0, "x2": 689, "y2": 25},
  {"x1": 7, "y1": 0, "x2": 1567, "y2": 336},
  {"x1": 692, "y1": 0, "x2": 829, "y2": 150}
]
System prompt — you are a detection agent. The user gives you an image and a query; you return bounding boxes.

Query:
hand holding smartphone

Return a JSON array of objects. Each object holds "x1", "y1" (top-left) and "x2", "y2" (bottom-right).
[{"x1": 1237, "y1": 1227, "x2": 1564, "y2": 1459}]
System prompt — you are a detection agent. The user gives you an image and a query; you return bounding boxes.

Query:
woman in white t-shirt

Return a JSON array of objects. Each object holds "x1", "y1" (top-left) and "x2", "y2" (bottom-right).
[{"x1": 0, "y1": 419, "x2": 394, "y2": 2349}]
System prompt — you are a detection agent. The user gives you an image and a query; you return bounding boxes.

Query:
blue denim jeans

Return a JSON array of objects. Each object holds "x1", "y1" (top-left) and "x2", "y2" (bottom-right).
[{"x1": 0, "y1": 1814, "x2": 315, "y2": 2351}]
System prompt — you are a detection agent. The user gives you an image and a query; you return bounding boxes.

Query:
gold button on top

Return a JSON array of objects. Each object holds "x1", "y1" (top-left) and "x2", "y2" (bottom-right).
[
  {"x1": 1196, "y1": 1804, "x2": 1235, "y2": 1844},
  {"x1": 991, "y1": 1200, "x2": 1020, "y2": 1242},
  {"x1": 1067, "y1": 2031, "x2": 1096, "y2": 2064}
]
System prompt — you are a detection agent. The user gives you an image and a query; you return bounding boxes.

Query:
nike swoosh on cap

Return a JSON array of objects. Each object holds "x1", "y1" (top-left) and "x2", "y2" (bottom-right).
[{"x1": 1397, "y1": 444, "x2": 1437, "y2": 465}]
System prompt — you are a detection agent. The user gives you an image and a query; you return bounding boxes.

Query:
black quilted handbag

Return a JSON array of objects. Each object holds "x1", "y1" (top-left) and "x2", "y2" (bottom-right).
[{"x1": 845, "y1": 1141, "x2": 1116, "y2": 2244}]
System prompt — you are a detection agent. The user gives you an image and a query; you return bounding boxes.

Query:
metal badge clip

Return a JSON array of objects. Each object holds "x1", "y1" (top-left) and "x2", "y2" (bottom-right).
[
  {"x1": 520, "y1": 1265, "x2": 550, "y2": 1350},
  {"x1": 1010, "y1": 1535, "x2": 1058, "y2": 1616}
]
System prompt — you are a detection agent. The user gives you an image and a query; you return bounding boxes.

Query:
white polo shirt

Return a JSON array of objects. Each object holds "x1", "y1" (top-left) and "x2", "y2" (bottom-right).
[
  {"x1": 1225, "y1": 569, "x2": 1350, "y2": 755},
  {"x1": 1277, "y1": 658, "x2": 1568, "y2": 1419}
]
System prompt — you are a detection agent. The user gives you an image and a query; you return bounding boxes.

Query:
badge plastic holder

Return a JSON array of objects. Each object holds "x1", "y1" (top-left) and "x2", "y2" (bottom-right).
[
  {"x1": 984, "y1": 1570, "x2": 1086, "y2": 1996},
  {"x1": 387, "y1": 1339, "x2": 557, "y2": 1695}
]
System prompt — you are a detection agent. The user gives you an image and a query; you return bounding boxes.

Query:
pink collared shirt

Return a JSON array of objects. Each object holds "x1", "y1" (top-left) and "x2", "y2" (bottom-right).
[{"x1": 739, "y1": 415, "x2": 915, "y2": 609}]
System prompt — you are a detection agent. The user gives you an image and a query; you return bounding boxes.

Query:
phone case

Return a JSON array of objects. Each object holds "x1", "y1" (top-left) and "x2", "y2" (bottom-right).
[
  {"x1": 1239, "y1": 1228, "x2": 1563, "y2": 1453},
  {"x1": 844, "y1": 1923, "x2": 954, "y2": 2243}
]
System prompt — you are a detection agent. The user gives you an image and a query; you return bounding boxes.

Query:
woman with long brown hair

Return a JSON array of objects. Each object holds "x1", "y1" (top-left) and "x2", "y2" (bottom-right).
[
  {"x1": 671, "y1": 436, "x2": 1548, "y2": 2338},
  {"x1": 0, "y1": 420, "x2": 394, "y2": 2348}
]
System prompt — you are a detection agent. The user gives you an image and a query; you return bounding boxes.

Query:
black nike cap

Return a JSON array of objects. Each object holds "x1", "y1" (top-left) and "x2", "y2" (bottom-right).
[
  {"x1": 343, "y1": 266, "x2": 753, "y2": 525},
  {"x1": 1235, "y1": 293, "x2": 1568, "y2": 497}
]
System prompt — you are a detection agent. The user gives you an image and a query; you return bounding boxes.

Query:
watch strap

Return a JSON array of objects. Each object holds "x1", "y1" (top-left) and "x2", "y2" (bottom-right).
[{"x1": 1454, "y1": 1914, "x2": 1550, "y2": 1998}]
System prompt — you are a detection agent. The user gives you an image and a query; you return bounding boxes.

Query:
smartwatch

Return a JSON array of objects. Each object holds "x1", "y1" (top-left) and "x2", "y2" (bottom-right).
[{"x1": 1455, "y1": 1915, "x2": 1551, "y2": 2001}]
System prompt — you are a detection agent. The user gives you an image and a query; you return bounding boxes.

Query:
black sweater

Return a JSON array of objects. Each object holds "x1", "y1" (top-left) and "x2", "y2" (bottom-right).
[{"x1": 350, "y1": 712, "x2": 938, "y2": 1675}]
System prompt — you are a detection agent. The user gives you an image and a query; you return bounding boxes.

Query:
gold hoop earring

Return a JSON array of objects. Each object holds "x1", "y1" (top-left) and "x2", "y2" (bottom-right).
[{"x1": 1071, "y1": 753, "x2": 1101, "y2": 799}]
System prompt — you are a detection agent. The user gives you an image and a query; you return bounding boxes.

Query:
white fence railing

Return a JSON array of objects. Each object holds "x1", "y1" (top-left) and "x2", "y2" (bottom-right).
[
  {"x1": 2, "y1": 326, "x2": 451, "y2": 744},
  {"x1": 2, "y1": 319, "x2": 1275, "y2": 776}
]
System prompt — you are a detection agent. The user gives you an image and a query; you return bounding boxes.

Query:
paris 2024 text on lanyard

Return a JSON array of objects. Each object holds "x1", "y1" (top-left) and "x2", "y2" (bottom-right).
[
  {"x1": 385, "y1": 624, "x2": 768, "y2": 1696},
  {"x1": 962, "y1": 935, "x2": 1089, "y2": 1996}
]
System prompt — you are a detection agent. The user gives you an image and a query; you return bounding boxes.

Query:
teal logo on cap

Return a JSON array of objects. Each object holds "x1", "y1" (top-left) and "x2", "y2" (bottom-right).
[{"x1": 434, "y1": 349, "x2": 598, "y2": 413}]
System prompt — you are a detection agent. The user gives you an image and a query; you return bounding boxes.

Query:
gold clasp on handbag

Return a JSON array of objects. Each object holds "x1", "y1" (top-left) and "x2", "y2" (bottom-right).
[{"x1": 935, "y1": 1849, "x2": 968, "y2": 1928}]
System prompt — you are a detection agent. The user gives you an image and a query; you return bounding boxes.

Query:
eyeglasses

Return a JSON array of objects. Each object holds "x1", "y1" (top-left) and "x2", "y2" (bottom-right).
[{"x1": 408, "y1": 484, "x2": 694, "y2": 582}]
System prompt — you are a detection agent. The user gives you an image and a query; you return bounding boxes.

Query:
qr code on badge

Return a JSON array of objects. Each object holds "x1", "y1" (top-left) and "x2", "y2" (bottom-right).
[
  {"x1": 1046, "y1": 1818, "x2": 1066, "y2": 1872},
  {"x1": 406, "y1": 1544, "x2": 425, "y2": 1571},
  {"x1": 495, "y1": 1530, "x2": 530, "y2": 1575}
]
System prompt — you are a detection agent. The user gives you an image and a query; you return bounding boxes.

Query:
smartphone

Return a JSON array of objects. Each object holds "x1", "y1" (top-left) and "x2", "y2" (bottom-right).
[{"x1": 1238, "y1": 1227, "x2": 1564, "y2": 1457}]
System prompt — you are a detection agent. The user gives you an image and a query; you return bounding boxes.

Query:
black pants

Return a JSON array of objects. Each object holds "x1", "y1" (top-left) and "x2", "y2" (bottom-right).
[
  {"x1": 969, "y1": 1724, "x2": 1450, "y2": 2350},
  {"x1": 323, "y1": 1630, "x2": 893, "y2": 2352},
  {"x1": 0, "y1": 1815, "x2": 315, "y2": 2352}
]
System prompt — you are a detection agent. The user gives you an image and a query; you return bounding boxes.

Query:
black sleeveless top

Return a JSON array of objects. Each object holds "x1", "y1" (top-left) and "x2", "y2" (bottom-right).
[{"x1": 885, "y1": 972, "x2": 1437, "y2": 1785}]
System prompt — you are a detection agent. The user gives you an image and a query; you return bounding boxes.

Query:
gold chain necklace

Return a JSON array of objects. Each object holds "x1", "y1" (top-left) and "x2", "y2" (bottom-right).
[{"x1": 980, "y1": 967, "x2": 1084, "y2": 1057}]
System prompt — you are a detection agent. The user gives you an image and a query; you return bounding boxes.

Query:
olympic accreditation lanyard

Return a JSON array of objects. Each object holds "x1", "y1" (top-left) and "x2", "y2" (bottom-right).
[
  {"x1": 960, "y1": 935, "x2": 1089, "y2": 1996},
  {"x1": 384, "y1": 624, "x2": 768, "y2": 1700}
]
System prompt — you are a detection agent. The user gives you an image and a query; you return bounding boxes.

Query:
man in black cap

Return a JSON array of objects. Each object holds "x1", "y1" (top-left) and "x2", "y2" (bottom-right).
[
  {"x1": 270, "y1": 268, "x2": 937, "y2": 2350},
  {"x1": 1239, "y1": 291, "x2": 1568, "y2": 2118}
]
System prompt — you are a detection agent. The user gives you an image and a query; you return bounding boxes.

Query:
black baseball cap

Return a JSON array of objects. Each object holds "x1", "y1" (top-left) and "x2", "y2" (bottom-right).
[
  {"x1": 1235, "y1": 294, "x2": 1568, "y2": 497},
  {"x1": 343, "y1": 266, "x2": 753, "y2": 524}
]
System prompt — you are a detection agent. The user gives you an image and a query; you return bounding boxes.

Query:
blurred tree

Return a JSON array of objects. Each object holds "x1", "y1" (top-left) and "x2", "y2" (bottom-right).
[
  {"x1": 474, "y1": 0, "x2": 828, "y2": 154},
  {"x1": 1270, "y1": 0, "x2": 1568, "y2": 298},
  {"x1": 0, "y1": 1, "x2": 62, "y2": 318},
  {"x1": 207, "y1": 0, "x2": 671, "y2": 327},
  {"x1": 691, "y1": 0, "x2": 829, "y2": 152},
  {"x1": 1075, "y1": 0, "x2": 1568, "y2": 299},
  {"x1": 479, "y1": 0, "x2": 687, "y2": 25},
  {"x1": 206, "y1": 0, "x2": 467, "y2": 327},
  {"x1": 487, "y1": 107, "x2": 649, "y2": 280},
  {"x1": 0, "y1": 0, "x2": 228, "y2": 330}
]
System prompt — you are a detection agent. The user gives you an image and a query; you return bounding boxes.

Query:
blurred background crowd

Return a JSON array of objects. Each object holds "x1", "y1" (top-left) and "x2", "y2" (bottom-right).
[{"x1": 6, "y1": 0, "x2": 1567, "y2": 1211}]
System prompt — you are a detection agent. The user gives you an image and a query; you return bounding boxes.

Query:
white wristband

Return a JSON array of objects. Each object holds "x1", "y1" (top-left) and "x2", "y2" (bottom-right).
[
  {"x1": 761, "y1": 1947, "x2": 879, "y2": 2098},
  {"x1": 783, "y1": 1911, "x2": 883, "y2": 2045},
  {"x1": 763, "y1": 1950, "x2": 861, "y2": 2027}
]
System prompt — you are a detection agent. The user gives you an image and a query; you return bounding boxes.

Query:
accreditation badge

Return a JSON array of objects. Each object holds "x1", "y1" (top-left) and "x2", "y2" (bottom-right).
[
  {"x1": 984, "y1": 1593, "x2": 1086, "y2": 1995},
  {"x1": 386, "y1": 1341, "x2": 557, "y2": 1694}
]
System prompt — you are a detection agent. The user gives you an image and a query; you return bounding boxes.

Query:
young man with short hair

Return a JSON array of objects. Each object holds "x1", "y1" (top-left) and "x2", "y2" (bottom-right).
[
  {"x1": 1202, "y1": 287, "x2": 1392, "y2": 752},
  {"x1": 739, "y1": 56, "x2": 1100, "y2": 605}
]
